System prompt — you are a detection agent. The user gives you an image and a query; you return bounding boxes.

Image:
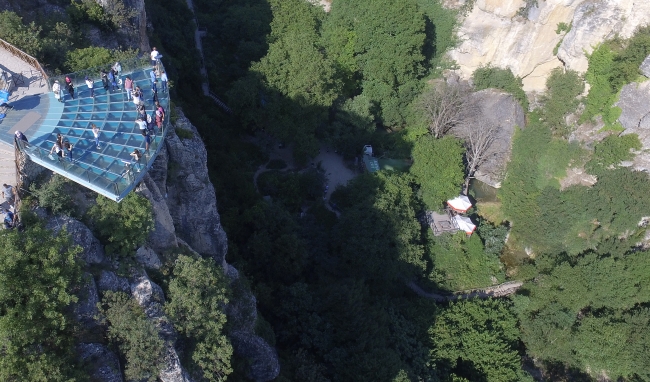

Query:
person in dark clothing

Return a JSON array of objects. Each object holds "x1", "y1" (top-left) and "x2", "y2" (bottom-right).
[
  {"x1": 14, "y1": 131, "x2": 28, "y2": 143},
  {"x1": 101, "y1": 70, "x2": 109, "y2": 90},
  {"x1": 65, "y1": 77, "x2": 75, "y2": 100}
]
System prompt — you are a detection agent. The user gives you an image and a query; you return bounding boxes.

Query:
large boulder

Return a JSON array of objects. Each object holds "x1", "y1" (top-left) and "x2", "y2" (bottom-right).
[
  {"x1": 453, "y1": 89, "x2": 526, "y2": 188},
  {"x1": 72, "y1": 273, "x2": 100, "y2": 329},
  {"x1": 230, "y1": 331, "x2": 280, "y2": 382},
  {"x1": 164, "y1": 110, "x2": 228, "y2": 264},
  {"x1": 97, "y1": 270, "x2": 130, "y2": 293},
  {"x1": 45, "y1": 215, "x2": 105, "y2": 264},
  {"x1": 77, "y1": 343, "x2": 123, "y2": 382},
  {"x1": 129, "y1": 271, "x2": 192, "y2": 381},
  {"x1": 615, "y1": 81, "x2": 650, "y2": 172},
  {"x1": 135, "y1": 245, "x2": 163, "y2": 269}
]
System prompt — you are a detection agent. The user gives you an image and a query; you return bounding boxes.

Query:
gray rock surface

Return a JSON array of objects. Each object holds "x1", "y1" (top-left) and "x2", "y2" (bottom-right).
[
  {"x1": 77, "y1": 343, "x2": 123, "y2": 382},
  {"x1": 230, "y1": 331, "x2": 280, "y2": 382},
  {"x1": 72, "y1": 273, "x2": 100, "y2": 329},
  {"x1": 615, "y1": 81, "x2": 650, "y2": 173},
  {"x1": 97, "y1": 270, "x2": 130, "y2": 293},
  {"x1": 453, "y1": 89, "x2": 526, "y2": 188},
  {"x1": 136, "y1": 245, "x2": 162, "y2": 269},
  {"x1": 45, "y1": 215, "x2": 106, "y2": 264},
  {"x1": 136, "y1": 173, "x2": 178, "y2": 253},
  {"x1": 641, "y1": 55, "x2": 650, "y2": 78},
  {"x1": 129, "y1": 271, "x2": 191, "y2": 381},
  {"x1": 164, "y1": 110, "x2": 228, "y2": 264}
]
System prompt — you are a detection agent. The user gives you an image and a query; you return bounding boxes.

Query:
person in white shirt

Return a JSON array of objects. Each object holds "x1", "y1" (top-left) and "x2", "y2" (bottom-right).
[
  {"x1": 52, "y1": 80, "x2": 62, "y2": 102},
  {"x1": 85, "y1": 76, "x2": 94, "y2": 98},
  {"x1": 136, "y1": 118, "x2": 147, "y2": 132},
  {"x1": 151, "y1": 47, "x2": 160, "y2": 66}
]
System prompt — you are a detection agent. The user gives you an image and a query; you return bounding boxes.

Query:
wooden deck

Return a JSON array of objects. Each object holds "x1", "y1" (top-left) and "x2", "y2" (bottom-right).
[{"x1": 426, "y1": 210, "x2": 460, "y2": 236}]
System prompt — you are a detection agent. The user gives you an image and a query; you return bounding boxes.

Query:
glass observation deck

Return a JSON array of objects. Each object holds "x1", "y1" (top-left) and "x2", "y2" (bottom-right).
[{"x1": 15, "y1": 57, "x2": 170, "y2": 202}]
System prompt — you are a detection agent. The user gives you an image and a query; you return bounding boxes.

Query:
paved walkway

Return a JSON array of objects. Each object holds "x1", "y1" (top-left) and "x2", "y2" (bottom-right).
[{"x1": 0, "y1": 44, "x2": 49, "y2": 193}]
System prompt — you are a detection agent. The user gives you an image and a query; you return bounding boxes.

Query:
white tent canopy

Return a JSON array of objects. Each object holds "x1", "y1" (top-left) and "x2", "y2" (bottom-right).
[
  {"x1": 447, "y1": 195, "x2": 472, "y2": 213},
  {"x1": 453, "y1": 215, "x2": 476, "y2": 235}
]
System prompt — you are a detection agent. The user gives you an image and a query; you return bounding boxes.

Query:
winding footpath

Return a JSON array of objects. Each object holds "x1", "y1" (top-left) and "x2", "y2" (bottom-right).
[{"x1": 407, "y1": 280, "x2": 524, "y2": 302}]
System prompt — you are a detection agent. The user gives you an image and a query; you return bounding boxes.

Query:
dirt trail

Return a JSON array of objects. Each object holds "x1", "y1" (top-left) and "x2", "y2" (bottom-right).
[
  {"x1": 313, "y1": 146, "x2": 356, "y2": 200},
  {"x1": 407, "y1": 280, "x2": 523, "y2": 302}
]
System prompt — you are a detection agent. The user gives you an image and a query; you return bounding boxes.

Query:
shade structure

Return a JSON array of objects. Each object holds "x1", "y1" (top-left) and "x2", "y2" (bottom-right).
[
  {"x1": 453, "y1": 215, "x2": 476, "y2": 235},
  {"x1": 447, "y1": 195, "x2": 472, "y2": 213}
]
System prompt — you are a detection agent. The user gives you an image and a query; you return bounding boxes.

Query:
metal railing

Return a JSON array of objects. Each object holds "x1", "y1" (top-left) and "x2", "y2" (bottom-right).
[
  {"x1": 0, "y1": 37, "x2": 49, "y2": 84},
  {"x1": 48, "y1": 55, "x2": 151, "y2": 89}
]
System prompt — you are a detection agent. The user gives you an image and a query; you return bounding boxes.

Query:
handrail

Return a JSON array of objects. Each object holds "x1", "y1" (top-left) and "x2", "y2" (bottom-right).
[{"x1": 0, "y1": 37, "x2": 49, "y2": 85}]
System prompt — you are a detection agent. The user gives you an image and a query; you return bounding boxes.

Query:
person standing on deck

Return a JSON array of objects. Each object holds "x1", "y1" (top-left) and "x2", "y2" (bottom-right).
[
  {"x1": 92, "y1": 124, "x2": 101, "y2": 149},
  {"x1": 2, "y1": 183, "x2": 14, "y2": 208},
  {"x1": 65, "y1": 76, "x2": 74, "y2": 100},
  {"x1": 52, "y1": 80, "x2": 63, "y2": 102},
  {"x1": 160, "y1": 71, "x2": 168, "y2": 93},
  {"x1": 85, "y1": 76, "x2": 94, "y2": 98},
  {"x1": 151, "y1": 47, "x2": 160, "y2": 66},
  {"x1": 124, "y1": 76, "x2": 133, "y2": 100}
]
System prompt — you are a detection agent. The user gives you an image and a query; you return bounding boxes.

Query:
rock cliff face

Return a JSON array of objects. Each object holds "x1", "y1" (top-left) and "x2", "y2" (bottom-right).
[
  {"x1": 615, "y1": 79, "x2": 650, "y2": 173},
  {"x1": 449, "y1": 0, "x2": 650, "y2": 91}
]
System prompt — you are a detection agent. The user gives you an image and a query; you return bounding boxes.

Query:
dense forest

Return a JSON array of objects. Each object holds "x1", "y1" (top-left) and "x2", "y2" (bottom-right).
[{"x1": 1, "y1": 0, "x2": 650, "y2": 381}]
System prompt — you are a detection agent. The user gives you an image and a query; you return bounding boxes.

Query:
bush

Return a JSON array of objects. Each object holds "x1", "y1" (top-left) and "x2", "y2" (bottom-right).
[
  {"x1": 266, "y1": 159, "x2": 287, "y2": 170},
  {"x1": 86, "y1": 193, "x2": 153, "y2": 257},
  {"x1": 29, "y1": 174, "x2": 77, "y2": 216},
  {"x1": 0, "y1": 11, "x2": 43, "y2": 59},
  {"x1": 65, "y1": 46, "x2": 112, "y2": 72},
  {"x1": 540, "y1": 68, "x2": 584, "y2": 137},
  {"x1": 472, "y1": 65, "x2": 529, "y2": 110},
  {"x1": 98, "y1": 291, "x2": 165, "y2": 381},
  {"x1": 586, "y1": 133, "x2": 642, "y2": 175},
  {"x1": 165, "y1": 255, "x2": 233, "y2": 381}
]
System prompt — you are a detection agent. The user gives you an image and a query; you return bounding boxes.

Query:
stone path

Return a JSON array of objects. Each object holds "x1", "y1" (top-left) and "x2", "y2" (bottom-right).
[{"x1": 407, "y1": 280, "x2": 523, "y2": 302}]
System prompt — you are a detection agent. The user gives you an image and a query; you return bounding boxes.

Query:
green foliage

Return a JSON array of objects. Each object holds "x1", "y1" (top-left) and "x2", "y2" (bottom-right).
[
  {"x1": 98, "y1": 291, "x2": 165, "y2": 381},
  {"x1": 175, "y1": 127, "x2": 194, "y2": 140},
  {"x1": 29, "y1": 174, "x2": 77, "y2": 216},
  {"x1": 516, "y1": 246, "x2": 650, "y2": 380},
  {"x1": 165, "y1": 255, "x2": 233, "y2": 381},
  {"x1": 324, "y1": 0, "x2": 426, "y2": 126},
  {"x1": 555, "y1": 22, "x2": 571, "y2": 34},
  {"x1": 582, "y1": 27, "x2": 650, "y2": 125},
  {"x1": 431, "y1": 299, "x2": 532, "y2": 382},
  {"x1": 428, "y1": 233, "x2": 505, "y2": 291},
  {"x1": 0, "y1": 11, "x2": 43, "y2": 58},
  {"x1": 540, "y1": 68, "x2": 584, "y2": 137},
  {"x1": 0, "y1": 220, "x2": 83, "y2": 380},
  {"x1": 472, "y1": 65, "x2": 529, "y2": 110},
  {"x1": 86, "y1": 193, "x2": 153, "y2": 257},
  {"x1": 325, "y1": 95, "x2": 376, "y2": 158},
  {"x1": 257, "y1": 169, "x2": 325, "y2": 212},
  {"x1": 333, "y1": 172, "x2": 427, "y2": 283},
  {"x1": 410, "y1": 135, "x2": 465, "y2": 210},
  {"x1": 477, "y1": 220, "x2": 508, "y2": 256},
  {"x1": 586, "y1": 133, "x2": 641, "y2": 174},
  {"x1": 69, "y1": 0, "x2": 137, "y2": 32},
  {"x1": 64, "y1": 46, "x2": 112, "y2": 72}
]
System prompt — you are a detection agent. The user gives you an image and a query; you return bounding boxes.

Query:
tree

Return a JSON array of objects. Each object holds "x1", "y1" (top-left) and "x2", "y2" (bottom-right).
[
  {"x1": 165, "y1": 255, "x2": 233, "y2": 381},
  {"x1": 457, "y1": 119, "x2": 501, "y2": 194},
  {"x1": 472, "y1": 65, "x2": 528, "y2": 110},
  {"x1": 430, "y1": 299, "x2": 532, "y2": 382},
  {"x1": 410, "y1": 135, "x2": 465, "y2": 209},
  {"x1": 98, "y1": 291, "x2": 165, "y2": 382},
  {"x1": 417, "y1": 82, "x2": 472, "y2": 138},
  {"x1": 540, "y1": 68, "x2": 584, "y2": 137},
  {"x1": 86, "y1": 193, "x2": 153, "y2": 258},
  {"x1": 0, "y1": 11, "x2": 43, "y2": 58},
  {"x1": 0, "y1": 220, "x2": 83, "y2": 380}
]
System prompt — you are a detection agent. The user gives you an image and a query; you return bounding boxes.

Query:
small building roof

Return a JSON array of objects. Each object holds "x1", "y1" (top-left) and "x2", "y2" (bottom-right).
[
  {"x1": 447, "y1": 195, "x2": 472, "y2": 213},
  {"x1": 454, "y1": 215, "x2": 476, "y2": 235}
]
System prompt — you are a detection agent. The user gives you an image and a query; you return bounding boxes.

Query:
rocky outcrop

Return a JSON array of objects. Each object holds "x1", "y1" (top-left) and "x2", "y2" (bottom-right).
[
  {"x1": 163, "y1": 111, "x2": 228, "y2": 264},
  {"x1": 453, "y1": 88, "x2": 525, "y2": 188},
  {"x1": 95, "y1": 0, "x2": 150, "y2": 52},
  {"x1": 136, "y1": 245, "x2": 163, "y2": 269},
  {"x1": 77, "y1": 343, "x2": 124, "y2": 382},
  {"x1": 615, "y1": 81, "x2": 650, "y2": 173},
  {"x1": 45, "y1": 215, "x2": 106, "y2": 264},
  {"x1": 450, "y1": 0, "x2": 650, "y2": 91},
  {"x1": 558, "y1": 0, "x2": 650, "y2": 74},
  {"x1": 72, "y1": 273, "x2": 100, "y2": 329},
  {"x1": 641, "y1": 55, "x2": 650, "y2": 78},
  {"x1": 225, "y1": 267, "x2": 280, "y2": 381},
  {"x1": 136, "y1": 173, "x2": 178, "y2": 253},
  {"x1": 129, "y1": 271, "x2": 193, "y2": 382},
  {"x1": 97, "y1": 270, "x2": 131, "y2": 293}
]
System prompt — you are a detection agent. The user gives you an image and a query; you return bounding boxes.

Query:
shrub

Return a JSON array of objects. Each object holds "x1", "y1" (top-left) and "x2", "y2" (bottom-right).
[
  {"x1": 165, "y1": 255, "x2": 233, "y2": 381},
  {"x1": 586, "y1": 133, "x2": 641, "y2": 174},
  {"x1": 540, "y1": 68, "x2": 584, "y2": 137},
  {"x1": 266, "y1": 159, "x2": 287, "y2": 170},
  {"x1": 477, "y1": 220, "x2": 509, "y2": 256},
  {"x1": 98, "y1": 291, "x2": 165, "y2": 382},
  {"x1": 0, "y1": 11, "x2": 43, "y2": 58},
  {"x1": 472, "y1": 65, "x2": 529, "y2": 110},
  {"x1": 555, "y1": 22, "x2": 571, "y2": 34},
  {"x1": 86, "y1": 193, "x2": 153, "y2": 257},
  {"x1": 175, "y1": 128, "x2": 194, "y2": 140},
  {"x1": 65, "y1": 46, "x2": 112, "y2": 72},
  {"x1": 29, "y1": 174, "x2": 77, "y2": 216}
]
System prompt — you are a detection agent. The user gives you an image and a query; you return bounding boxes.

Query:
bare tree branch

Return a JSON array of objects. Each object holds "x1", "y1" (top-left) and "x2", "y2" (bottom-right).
[
  {"x1": 418, "y1": 82, "x2": 473, "y2": 139},
  {"x1": 461, "y1": 119, "x2": 502, "y2": 194}
]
